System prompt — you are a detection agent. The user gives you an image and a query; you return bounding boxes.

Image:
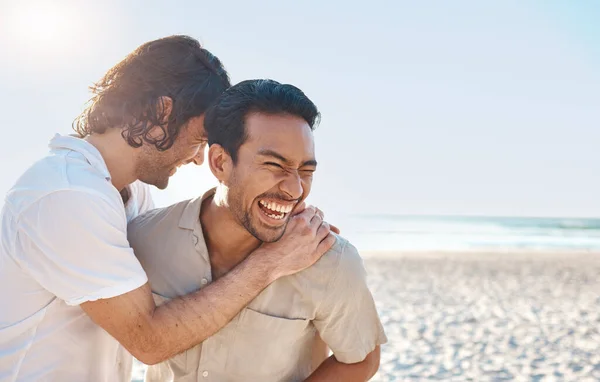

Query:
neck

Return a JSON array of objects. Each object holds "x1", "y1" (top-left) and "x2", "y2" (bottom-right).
[
  {"x1": 200, "y1": 187, "x2": 261, "y2": 278},
  {"x1": 85, "y1": 129, "x2": 138, "y2": 191}
]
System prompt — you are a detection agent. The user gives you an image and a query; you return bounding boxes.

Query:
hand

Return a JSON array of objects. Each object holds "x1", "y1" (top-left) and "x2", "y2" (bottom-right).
[
  {"x1": 292, "y1": 202, "x2": 340, "y2": 234},
  {"x1": 258, "y1": 204, "x2": 336, "y2": 281}
]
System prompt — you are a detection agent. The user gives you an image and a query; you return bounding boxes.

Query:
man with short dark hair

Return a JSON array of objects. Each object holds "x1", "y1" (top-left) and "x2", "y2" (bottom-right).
[
  {"x1": 129, "y1": 79, "x2": 386, "y2": 382},
  {"x1": 0, "y1": 37, "x2": 335, "y2": 381}
]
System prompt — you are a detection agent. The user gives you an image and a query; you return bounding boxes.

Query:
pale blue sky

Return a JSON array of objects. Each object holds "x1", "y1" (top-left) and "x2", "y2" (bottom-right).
[{"x1": 0, "y1": 0, "x2": 598, "y2": 219}]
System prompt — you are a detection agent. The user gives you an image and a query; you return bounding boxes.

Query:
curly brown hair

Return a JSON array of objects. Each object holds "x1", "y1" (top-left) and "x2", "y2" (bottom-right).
[{"x1": 73, "y1": 35, "x2": 230, "y2": 151}]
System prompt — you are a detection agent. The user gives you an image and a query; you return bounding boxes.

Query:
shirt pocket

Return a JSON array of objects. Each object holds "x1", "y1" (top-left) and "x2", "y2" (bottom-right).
[
  {"x1": 226, "y1": 308, "x2": 311, "y2": 379},
  {"x1": 150, "y1": 293, "x2": 191, "y2": 378}
]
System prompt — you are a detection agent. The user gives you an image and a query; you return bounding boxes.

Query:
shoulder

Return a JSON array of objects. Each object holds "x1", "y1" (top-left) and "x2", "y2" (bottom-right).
[
  {"x1": 294, "y1": 234, "x2": 365, "y2": 286},
  {"x1": 127, "y1": 199, "x2": 200, "y2": 295},
  {"x1": 127, "y1": 199, "x2": 194, "y2": 264},
  {"x1": 6, "y1": 153, "x2": 118, "y2": 216},
  {"x1": 128, "y1": 198, "x2": 192, "y2": 236},
  {"x1": 320, "y1": 234, "x2": 363, "y2": 270}
]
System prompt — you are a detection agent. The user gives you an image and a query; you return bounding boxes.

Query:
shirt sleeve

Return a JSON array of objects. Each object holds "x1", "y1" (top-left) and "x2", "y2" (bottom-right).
[
  {"x1": 13, "y1": 190, "x2": 148, "y2": 306},
  {"x1": 313, "y1": 240, "x2": 388, "y2": 364}
]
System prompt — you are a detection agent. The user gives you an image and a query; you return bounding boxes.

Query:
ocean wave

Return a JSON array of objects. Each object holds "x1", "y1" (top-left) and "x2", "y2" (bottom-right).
[{"x1": 342, "y1": 215, "x2": 600, "y2": 251}]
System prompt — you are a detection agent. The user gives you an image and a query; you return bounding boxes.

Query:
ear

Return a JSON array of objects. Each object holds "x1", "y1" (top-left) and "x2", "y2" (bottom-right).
[
  {"x1": 157, "y1": 96, "x2": 174, "y2": 124},
  {"x1": 145, "y1": 96, "x2": 174, "y2": 142},
  {"x1": 208, "y1": 144, "x2": 233, "y2": 185}
]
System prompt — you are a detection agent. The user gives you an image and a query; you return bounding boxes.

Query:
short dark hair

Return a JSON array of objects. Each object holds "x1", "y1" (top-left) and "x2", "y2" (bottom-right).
[
  {"x1": 73, "y1": 35, "x2": 231, "y2": 151},
  {"x1": 204, "y1": 79, "x2": 320, "y2": 162}
]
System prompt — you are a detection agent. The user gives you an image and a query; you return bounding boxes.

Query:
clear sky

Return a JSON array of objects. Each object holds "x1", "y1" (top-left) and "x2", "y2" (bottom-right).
[{"x1": 0, "y1": 0, "x2": 598, "y2": 220}]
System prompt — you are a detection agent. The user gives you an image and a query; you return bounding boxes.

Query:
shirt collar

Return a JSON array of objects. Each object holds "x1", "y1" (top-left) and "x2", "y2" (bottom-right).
[
  {"x1": 178, "y1": 188, "x2": 217, "y2": 230},
  {"x1": 49, "y1": 134, "x2": 111, "y2": 181}
]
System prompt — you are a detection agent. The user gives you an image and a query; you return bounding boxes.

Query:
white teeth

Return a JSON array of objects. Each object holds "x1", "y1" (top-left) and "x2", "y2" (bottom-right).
[{"x1": 259, "y1": 200, "x2": 294, "y2": 215}]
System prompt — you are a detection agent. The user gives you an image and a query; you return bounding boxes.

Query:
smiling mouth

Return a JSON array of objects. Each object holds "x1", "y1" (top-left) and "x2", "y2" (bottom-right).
[{"x1": 258, "y1": 199, "x2": 295, "y2": 221}]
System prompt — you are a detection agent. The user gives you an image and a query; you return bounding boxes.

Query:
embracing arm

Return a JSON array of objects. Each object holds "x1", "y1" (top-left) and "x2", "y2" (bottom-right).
[
  {"x1": 82, "y1": 251, "x2": 276, "y2": 365},
  {"x1": 19, "y1": 191, "x2": 334, "y2": 365},
  {"x1": 82, "y1": 205, "x2": 335, "y2": 365}
]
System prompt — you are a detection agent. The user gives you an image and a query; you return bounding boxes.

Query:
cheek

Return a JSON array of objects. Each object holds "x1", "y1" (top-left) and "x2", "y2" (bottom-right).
[
  {"x1": 236, "y1": 169, "x2": 279, "y2": 202},
  {"x1": 301, "y1": 177, "x2": 313, "y2": 199}
]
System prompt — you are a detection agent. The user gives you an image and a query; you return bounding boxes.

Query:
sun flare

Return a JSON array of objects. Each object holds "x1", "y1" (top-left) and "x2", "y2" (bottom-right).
[{"x1": 6, "y1": 2, "x2": 74, "y2": 49}]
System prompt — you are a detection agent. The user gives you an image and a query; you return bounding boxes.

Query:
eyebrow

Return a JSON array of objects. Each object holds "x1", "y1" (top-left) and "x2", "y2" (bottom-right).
[{"x1": 257, "y1": 149, "x2": 317, "y2": 167}]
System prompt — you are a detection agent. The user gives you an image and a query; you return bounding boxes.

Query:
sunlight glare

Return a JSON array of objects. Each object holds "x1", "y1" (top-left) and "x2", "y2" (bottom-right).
[{"x1": 7, "y1": 2, "x2": 74, "y2": 50}]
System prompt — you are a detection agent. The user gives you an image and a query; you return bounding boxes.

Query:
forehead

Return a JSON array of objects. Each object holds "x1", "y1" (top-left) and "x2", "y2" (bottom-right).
[
  {"x1": 182, "y1": 115, "x2": 207, "y2": 140},
  {"x1": 242, "y1": 112, "x2": 315, "y2": 160}
]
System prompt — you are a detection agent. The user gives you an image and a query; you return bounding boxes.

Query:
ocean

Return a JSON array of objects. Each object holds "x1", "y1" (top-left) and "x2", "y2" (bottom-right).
[{"x1": 341, "y1": 215, "x2": 600, "y2": 252}]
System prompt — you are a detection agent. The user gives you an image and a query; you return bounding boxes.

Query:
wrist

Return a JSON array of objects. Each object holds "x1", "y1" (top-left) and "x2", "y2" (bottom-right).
[{"x1": 246, "y1": 248, "x2": 282, "y2": 285}]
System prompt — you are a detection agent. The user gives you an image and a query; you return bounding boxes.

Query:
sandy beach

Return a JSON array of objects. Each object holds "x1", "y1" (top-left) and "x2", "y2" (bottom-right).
[
  {"x1": 132, "y1": 251, "x2": 600, "y2": 381},
  {"x1": 366, "y1": 251, "x2": 600, "y2": 381}
]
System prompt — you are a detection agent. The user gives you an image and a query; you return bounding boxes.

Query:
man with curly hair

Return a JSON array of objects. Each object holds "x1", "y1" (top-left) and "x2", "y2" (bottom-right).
[{"x1": 0, "y1": 36, "x2": 335, "y2": 381}]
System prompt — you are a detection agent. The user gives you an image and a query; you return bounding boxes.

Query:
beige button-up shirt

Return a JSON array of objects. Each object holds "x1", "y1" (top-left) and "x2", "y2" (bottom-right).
[{"x1": 128, "y1": 189, "x2": 387, "y2": 382}]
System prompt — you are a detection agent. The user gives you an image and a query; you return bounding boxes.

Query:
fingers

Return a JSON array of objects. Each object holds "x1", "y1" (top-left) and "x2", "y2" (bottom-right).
[
  {"x1": 309, "y1": 207, "x2": 323, "y2": 227},
  {"x1": 291, "y1": 205, "x2": 334, "y2": 239},
  {"x1": 291, "y1": 201, "x2": 306, "y2": 216},
  {"x1": 314, "y1": 207, "x2": 324, "y2": 221},
  {"x1": 329, "y1": 224, "x2": 340, "y2": 234},
  {"x1": 293, "y1": 205, "x2": 315, "y2": 221},
  {"x1": 316, "y1": 221, "x2": 331, "y2": 241},
  {"x1": 315, "y1": 233, "x2": 336, "y2": 256}
]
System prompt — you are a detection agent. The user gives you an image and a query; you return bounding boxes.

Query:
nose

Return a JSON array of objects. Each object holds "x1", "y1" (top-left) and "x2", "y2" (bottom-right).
[{"x1": 280, "y1": 172, "x2": 303, "y2": 200}]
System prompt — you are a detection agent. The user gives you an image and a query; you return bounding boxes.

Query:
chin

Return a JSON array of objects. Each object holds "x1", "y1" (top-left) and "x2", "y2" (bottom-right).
[
  {"x1": 255, "y1": 225, "x2": 287, "y2": 243},
  {"x1": 147, "y1": 177, "x2": 169, "y2": 190}
]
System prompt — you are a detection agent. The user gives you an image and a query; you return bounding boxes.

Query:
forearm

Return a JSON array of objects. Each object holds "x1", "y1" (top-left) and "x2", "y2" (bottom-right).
[
  {"x1": 305, "y1": 347, "x2": 380, "y2": 382},
  {"x1": 145, "y1": 251, "x2": 276, "y2": 363}
]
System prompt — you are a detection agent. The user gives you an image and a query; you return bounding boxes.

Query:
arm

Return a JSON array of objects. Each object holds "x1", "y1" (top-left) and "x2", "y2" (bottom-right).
[
  {"x1": 82, "y1": 204, "x2": 335, "y2": 365},
  {"x1": 311, "y1": 239, "x2": 388, "y2": 380},
  {"x1": 81, "y1": 248, "x2": 281, "y2": 364},
  {"x1": 305, "y1": 347, "x2": 381, "y2": 382},
  {"x1": 18, "y1": 191, "x2": 335, "y2": 365}
]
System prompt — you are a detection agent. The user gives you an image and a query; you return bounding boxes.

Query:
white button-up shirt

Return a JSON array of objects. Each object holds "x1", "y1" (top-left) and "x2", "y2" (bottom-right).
[{"x1": 0, "y1": 134, "x2": 153, "y2": 381}]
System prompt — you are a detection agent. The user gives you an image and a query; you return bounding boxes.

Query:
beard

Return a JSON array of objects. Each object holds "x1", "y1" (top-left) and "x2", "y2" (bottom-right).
[
  {"x1": 135, "y1": 147, "x2": 174, "y2": 190},
  {"x1": 143, "y1": 171, "x2": 170, "y2": 190},
  {"x1": 227, "y1": 178, "x2": 288, "y2": 243},
  {"x1": 238, "y1": 205, "x2": 287, "y2": 243}
]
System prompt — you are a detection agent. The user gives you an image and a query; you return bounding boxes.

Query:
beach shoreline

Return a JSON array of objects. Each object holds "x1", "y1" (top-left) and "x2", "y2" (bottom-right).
[{"x1": 362, "y1": 249, "x2": 600, "y2": 259}]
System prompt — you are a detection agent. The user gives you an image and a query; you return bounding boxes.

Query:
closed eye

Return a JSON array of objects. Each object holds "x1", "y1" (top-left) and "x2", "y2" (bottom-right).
[
  {"x1": 193, "y1": 140, "x2": 207, "y2": 149},
  {"x1": 265, "y1": 162, "x2": 284, "y2": 169}
]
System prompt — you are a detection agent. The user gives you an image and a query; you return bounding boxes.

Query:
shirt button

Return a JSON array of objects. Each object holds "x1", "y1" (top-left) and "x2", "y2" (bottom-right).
[
  {"x1": 202, "y1": 370, "x2": 209, "y2": 377},
  {"x1": 201, "y1": 278, "x2": 208, "y2": 285}
]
